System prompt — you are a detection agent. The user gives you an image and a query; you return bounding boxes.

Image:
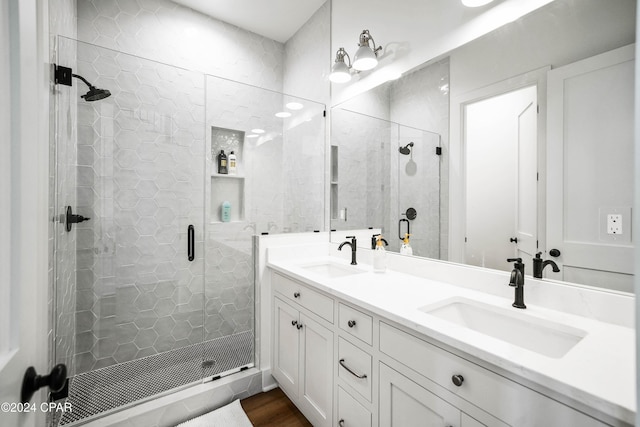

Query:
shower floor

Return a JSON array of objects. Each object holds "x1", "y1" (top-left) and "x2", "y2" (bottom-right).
[{"x1": 57, "y1": 330, "x2": 254, "y2": 426}]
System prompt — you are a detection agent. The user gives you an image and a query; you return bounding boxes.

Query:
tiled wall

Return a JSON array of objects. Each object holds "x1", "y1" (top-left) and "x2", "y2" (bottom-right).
[
  {"x1": 72, "y1": 42, "x2": 207, "y2": 373},
  {"x1": 77, "y1": 0, "x2": 284, "y2": 92}
]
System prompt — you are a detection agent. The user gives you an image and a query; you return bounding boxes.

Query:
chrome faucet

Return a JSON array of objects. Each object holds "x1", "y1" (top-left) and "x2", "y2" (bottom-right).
[
  {"x1": 338, "y1": 236, "x2": 358, "y2": 265},
  {"x1": 532, "y1": 252, "x2": 560, "y2": 279},
  {"x1": 507, "y1": 258, "x2": 526, "y2": 309}
]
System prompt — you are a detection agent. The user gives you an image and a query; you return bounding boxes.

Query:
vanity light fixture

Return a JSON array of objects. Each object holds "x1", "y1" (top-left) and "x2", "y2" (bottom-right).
[
  {"x1": 329, "y1": 30, "x2": 383, "y2": 83},
  {"x1": 329, "y1": 47, "x2": 352, "y2": 83},
  {"x1": 352, "y1": 30, "x2": 382, "y2": 71},
  {"x1": 461, "y1": 0, "x2": 495, "y2": 7}
]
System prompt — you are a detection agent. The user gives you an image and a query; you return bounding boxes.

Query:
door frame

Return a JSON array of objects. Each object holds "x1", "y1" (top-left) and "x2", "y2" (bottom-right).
[
  {"x1": 449, "y1": 66, "x2": 549, "y2": 264},
  {"x1": 0, "y1": 0, "x2": 50, "y2": 426}
]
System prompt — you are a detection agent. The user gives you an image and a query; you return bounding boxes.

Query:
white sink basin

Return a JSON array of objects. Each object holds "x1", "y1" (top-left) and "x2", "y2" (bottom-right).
[
  {"x1": 300, "y1": 261, "x2": 365, "y2": 279},
  {"x1": 420, "y1": 298, "x2": 587, "y2": 358}
]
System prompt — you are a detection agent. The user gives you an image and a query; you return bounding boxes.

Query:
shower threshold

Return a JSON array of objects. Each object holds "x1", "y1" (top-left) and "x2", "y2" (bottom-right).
[{"x1": 56, "y1": 330, "x2": 254, "y2": 426}]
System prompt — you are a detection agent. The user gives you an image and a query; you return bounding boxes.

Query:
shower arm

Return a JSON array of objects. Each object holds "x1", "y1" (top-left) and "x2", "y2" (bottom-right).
[{"x1": 72, "y1": 73, "x2": 95, "y2": 89}]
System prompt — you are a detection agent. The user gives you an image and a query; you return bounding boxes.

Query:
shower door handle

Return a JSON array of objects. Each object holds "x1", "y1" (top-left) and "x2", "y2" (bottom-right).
[
  {"x1": 188, "y1": 225, "x2": 195, "y2": 261},
  {"x1": 399, "y1": 219, "x2": 410, "y2": 240}
]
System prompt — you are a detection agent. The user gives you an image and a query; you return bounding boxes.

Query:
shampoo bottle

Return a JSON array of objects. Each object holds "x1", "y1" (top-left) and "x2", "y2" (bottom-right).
[
  {"x1": 221, "y1": 201, "x2": 231, "y2": 222},
  {"x1": 228, "y1": 151, "x2": 237, "y2": 175},
  {"x1": 400, "y1": 233, "x2": 413, "y2": 256},
  {"x1": 373, "y1": 235, "x2": 387, "y2": 273},
  {"x1": 217, "y1": 150, "x2": 228, "y2": 174}
]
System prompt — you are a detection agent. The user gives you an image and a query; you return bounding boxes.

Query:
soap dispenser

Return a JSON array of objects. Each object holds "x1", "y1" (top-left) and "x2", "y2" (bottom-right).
[
  {"x1": 373, "y1": 235, "x2": 388, "y2": 273},
  {"x1": 400, "y1": 233, "x2": 413, "y2": 256}
]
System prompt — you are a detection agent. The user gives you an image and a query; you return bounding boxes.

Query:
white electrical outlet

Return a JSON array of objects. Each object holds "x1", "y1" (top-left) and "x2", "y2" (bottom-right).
[{"x1": 607, "y1": 214, "x2": 622, "y2": 235}]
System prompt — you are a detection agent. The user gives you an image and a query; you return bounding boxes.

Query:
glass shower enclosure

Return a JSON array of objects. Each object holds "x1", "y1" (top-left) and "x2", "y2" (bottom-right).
[
  {"x1": 330, "y1": 108, "x2": 440, "y2": 258},
  {"x1": 51, "y1": 37, "x2": 325, "y2": 425}
]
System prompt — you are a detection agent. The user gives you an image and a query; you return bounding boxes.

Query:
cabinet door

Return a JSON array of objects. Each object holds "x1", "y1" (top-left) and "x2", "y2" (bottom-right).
[
  {"x1": 273, "y1": 297, "x2": 300, "y2": 397},
  {"x1": 299, "y1": 313, "x2": 334, "y2": 427},
  {"x1": 380, "y1": 363, "x2": 460, "y2": 427}
]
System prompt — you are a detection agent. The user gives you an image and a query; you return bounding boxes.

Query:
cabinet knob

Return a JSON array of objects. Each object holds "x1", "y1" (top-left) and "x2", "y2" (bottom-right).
[
  {"x1": 549, "y1": 248, "x2": 561, "y2": 257},
  {"x1": 451, "y1": 374, "x2": 464, "y2": 387},
  {"x1": 347, "y1": 320, "x2": 356, "y2": 328},
  {"x1": 293, "y1": 292, "x2": 300, "y2": 298}
]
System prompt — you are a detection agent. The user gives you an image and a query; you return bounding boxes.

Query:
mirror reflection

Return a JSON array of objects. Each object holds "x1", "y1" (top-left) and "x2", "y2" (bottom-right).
[{"x1": 330, "y1": 0, "x2": 635, "y2": 293}]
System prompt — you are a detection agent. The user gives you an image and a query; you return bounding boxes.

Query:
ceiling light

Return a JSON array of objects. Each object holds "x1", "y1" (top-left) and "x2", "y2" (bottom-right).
[
  {"x1": 275, "y1": 112, "x2": 291, "y2": 118},
  {"x1": 247, "y1": 134, "x2": 259, "y2": 138},
  {"x1": 286, "y1": 102, "x2": 304, "y2": 110},
  {"x1": 461, "y1": 0, "x2": 495, "y2": 7},
  {"x1": 251, "y1": 128, "x2": 265, "y2": 134},
  {"x1": 352, "y1": 30, "x2": 382, "y2": 71},
  {"x1": 329, "y1": 47, "x2": 352, "y2": 83}
]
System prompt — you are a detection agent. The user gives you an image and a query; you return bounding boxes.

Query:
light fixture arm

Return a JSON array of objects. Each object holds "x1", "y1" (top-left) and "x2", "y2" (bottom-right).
[
  {"x1": 358, "y1": 30, "x2": 382, "y2": 56},
  {"x1": 335, "y1": 47, "x2": 352, "y2": 68}
]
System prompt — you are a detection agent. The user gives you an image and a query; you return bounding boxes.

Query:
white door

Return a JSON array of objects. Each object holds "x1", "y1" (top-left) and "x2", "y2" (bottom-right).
[
  {"x1": 0, "y1": 1, "x2": 50, "y2": 426},
  {"x1": 464, "y1": 85, "x2": 537, "y2": 271},
  {"x1": 515, "y1": 99, "x2": 538, "y2": 263},
  {"x1": 547, "y1": 45, "x2": 634, "y2": 291}
]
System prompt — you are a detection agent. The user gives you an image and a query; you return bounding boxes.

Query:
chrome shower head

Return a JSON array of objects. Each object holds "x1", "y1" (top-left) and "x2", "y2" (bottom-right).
[{"x1": 399, "y1": 142, "x2": 414, "y2": 155}]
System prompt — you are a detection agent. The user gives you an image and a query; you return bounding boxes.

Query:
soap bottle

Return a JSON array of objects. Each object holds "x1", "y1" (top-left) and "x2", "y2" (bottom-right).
[
  {"x1": 373, "y1": 235, "x2": 387, "y2": 273},
  {"x1": 228, "y1": 151, "x2": 237, "y2": 175},
  {"x1": 217, "y1": 150, "x2": 228, "y2": 174},
  {"x1": 400, "y1": 233, "x2": 413, "y2": 256},
  {"x1": 221, "y1": 201, "x2": 231, "y2": 222}
]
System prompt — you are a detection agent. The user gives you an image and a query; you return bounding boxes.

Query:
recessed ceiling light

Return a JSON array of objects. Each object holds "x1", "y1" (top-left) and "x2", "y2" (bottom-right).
[
  {"x1": 275, "y1": 112, "x2": 292, "y2": 118},
  {"x1": 251, "y1": 128, "x2": 265, "y2": 134},
  {"x1": 286, "y1": 102, "x2": 304, "y2": 110},
  {"x1": 461, "y1": 0, "x2": 495, "y2": 7},
  {"x1": 247, "y1": 134, "x2": 259, "y2": 138}
]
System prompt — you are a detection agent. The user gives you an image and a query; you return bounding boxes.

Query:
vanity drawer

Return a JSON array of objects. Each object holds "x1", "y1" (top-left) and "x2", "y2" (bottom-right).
[
  {"x1": 272, "y1": 272, "x2": 333, "y2": 323},
  {"x1": 338, "y1": 303, "x2": 373, "y2": 345},
  {"x1": 338, "y1": 386, "x2": 371, "y2": 427},
  {"x1": 338, "y1": 337, "x2": 372, "y2": 402},
  {"x1": 379, "y1": 322, "x2": 605, "y2": 427}
]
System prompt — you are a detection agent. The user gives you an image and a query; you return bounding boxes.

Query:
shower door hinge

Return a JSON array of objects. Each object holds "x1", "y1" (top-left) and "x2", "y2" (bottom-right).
[
  {"x1": 54, "y1": 64, "x2": 73, "y2": 86},
  {"x1": 435, "y1": 147, "x2": 442, "y2": 156}
]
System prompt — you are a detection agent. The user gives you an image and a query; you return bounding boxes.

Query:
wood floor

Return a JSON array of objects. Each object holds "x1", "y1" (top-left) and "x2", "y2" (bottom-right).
[{"x1": 241, "y1": 387, "x2": 313, "y2": 426}]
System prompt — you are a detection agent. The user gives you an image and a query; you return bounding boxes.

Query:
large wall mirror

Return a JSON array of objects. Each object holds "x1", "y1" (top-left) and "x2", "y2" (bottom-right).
[{"x1": 330, "y1": 0, "x2": 635, "y2": 293}]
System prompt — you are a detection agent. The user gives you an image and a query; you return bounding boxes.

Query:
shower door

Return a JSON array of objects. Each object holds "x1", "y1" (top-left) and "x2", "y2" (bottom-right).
[
  {"x1": 53, "y1": 38, "x2": 212, "y2": 425},
  {"x1": 396, "y1": 126, "x2": 441, "y2": 258}
]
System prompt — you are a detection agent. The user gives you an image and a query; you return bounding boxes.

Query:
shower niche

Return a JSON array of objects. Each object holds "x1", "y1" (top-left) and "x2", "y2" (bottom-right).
[{"x1": 211, "y1": 126, "x2": 245, "y2": 223}]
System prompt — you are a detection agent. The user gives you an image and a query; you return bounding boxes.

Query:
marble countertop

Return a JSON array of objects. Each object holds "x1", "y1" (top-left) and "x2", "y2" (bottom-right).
[{"x1": 267, "y1": 254, "x2": 636, "y2": 425}]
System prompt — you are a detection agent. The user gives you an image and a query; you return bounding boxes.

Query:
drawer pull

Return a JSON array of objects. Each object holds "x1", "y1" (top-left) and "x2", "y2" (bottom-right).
[
  {"x1": 452, "y1": 374, "x2": 464, "y2": 387},
  {"x1": 293, "y1": 292, "x2": 300, "y2": 298},
  {"x1": 347, "y1": 320, "x2": 357, "y2": 328},
  {"x1": 339, "y1": 359, "x2": 367, "y2": 379},
  {"x1": 339, "y1": 420, "x2": 345, "y2": 427}
]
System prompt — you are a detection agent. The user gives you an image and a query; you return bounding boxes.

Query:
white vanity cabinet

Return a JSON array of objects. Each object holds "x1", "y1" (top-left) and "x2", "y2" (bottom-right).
[
  {"x1": 272, "y1": 273, "x2": 334, "y2": 427},
  {"x1": 379, "y1": 322, "x2": 609, "y2": 427},
  {"x1": 269, "y1": 268, "x2": 620, "y2": 427}
]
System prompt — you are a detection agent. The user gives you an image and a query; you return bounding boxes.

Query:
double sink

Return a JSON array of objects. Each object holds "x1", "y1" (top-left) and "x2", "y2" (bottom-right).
[{"x1": 297, "y1": 259, "x2": 586, "y2": 359}]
